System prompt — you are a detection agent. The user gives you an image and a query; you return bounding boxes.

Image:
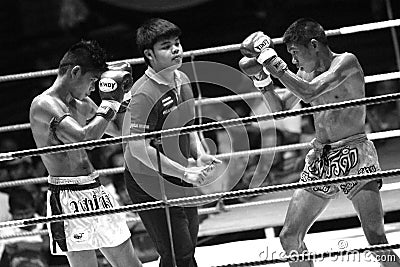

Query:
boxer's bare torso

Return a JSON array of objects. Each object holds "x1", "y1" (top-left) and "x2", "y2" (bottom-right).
[
  {"x1": 297, "y1": 52, "x2": 365, "y2": 144},
  {"x1": 30, "y1": 88, "x2": 97, "y2": 177}
]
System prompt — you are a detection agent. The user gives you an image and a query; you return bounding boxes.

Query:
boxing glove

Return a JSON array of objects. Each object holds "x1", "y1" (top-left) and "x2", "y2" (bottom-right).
[
  {"x1": 240, "y1": 31, "x2": 273, "y2": 58},
  {"x1": 117, "y1": 92, "x2": 131, "y2": 114},
  {"x1": 107, "y1": 62, "x2": 133, "y2": 113},
  {"x1": 239, "y1": 57, "x2": 273, "y2": 90},
  {"x1": 241, "y1": 32, "x2": 288, "y2": 79},
  {"x1": 107, "y1": 62, "x2": 133, "y2": 93},
  {"x1": 96, "y1": 70, "x2": 132, "y2": 121},
  {"x1": 256, "y1": 48, "x2": 288, "y2": 79}
]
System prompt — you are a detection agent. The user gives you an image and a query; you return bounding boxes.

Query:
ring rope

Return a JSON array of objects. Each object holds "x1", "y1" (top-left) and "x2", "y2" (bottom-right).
[
  {"x1": 1, "y1": 165, "x2": 399, "y2": 238},
  {"x1": 0, "y1": 197, "x2": 293, "y2": 240},
  {"x1": 0, "y1": 143, "x2": 313, "y2": 188},
  {"x1": 1, "y1": 92, "x2": 400, "y2": 162},
  {"x1": 0, "y1": 71, "x2": 399, "y2": 133},
  {"x1": 4, "y1": 176, "x2": 400, "y2": 240},
  {"x1": 0, "y1": 19, "x2": 399, "y2": 83},
  {"x1": 4, "y1": 176, "x2": 400, "y2": 239},
  {"x1": 2, "y1": 176, "x2": 399, "y2": 239},
  {"x1": 214, "y1": 243, "x2": 400, "y2": 267},
  {"x1": 0, "y1": 168, "x2": 398, "y2": 229},
  {"x1": 1, "y1": 128, "x2": 400, "y2": 189},
  {"x1": 0, "y1": 122, "x2": 30, "y2": 133},
  {"x1": 217, "y1": 128, "x2": 400, "y2": 160},
  {"x1": 0, "y1": 230, "x2": 49, "y2": 240}
]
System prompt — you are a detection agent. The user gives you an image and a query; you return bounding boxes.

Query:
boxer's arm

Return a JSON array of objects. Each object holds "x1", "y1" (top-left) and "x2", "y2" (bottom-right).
[
  {"x1": 239, "y1": 56, "x2": 300, "y2": 111},
  {"x1": 34, "y1": 97, "x2": 111, "y2": 143},
  {"x1": 261, "y1": 87, "x2": 301, "y2": 111},
  {"x1": 263, "y1": 52, "x2": 362, "y2": 103},
  {"x1": 277, "y1": 89, "x2": 302, "y2": 110},
  {"x1": 240, "y1": 32, "x2": 362, "y2": 103},
  {"x1": 59, "y1": 114, "x2": 111, "y2": 142}
]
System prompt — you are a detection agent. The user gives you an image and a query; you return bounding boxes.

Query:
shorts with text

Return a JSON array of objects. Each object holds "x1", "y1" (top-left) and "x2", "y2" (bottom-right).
[
  {"x1": 300, "y1": 134, "x2": 381, "y2": 200},
  {"x1": 47, "y1": 174, "x2": 131, "y2": 254}
]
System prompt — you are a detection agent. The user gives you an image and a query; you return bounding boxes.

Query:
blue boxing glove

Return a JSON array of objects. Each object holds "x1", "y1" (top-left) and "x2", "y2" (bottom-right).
[
  {"x1": 240, "y1": 31, "x2": 273, "y2": 58},
  {"x1": 240, "y1": 32, "x2": 288, "y2": 79}
]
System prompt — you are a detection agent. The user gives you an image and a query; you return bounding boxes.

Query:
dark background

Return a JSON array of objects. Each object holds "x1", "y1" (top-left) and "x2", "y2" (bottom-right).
[{"x1": 0, "y1": 0, "x2": 399, "y2": 148}]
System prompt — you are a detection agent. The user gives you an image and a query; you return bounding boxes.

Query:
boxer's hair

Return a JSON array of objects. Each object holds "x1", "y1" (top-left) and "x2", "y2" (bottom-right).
[
  {"x1": 283, "y1": 18, "x2": 328, "y2": 47},
  {"x1": 136, "y1": 18, "x2": 181, "y2": 65},
  {"x1": 58, "y1": 40, "x2": 108, "y2": 75}
]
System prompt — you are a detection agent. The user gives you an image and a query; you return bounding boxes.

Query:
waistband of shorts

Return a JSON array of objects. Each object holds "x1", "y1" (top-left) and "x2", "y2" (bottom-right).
[
  {"x1": 311, "y1": 133, "x2": 368, "y2": 151},
  {"x1": 48, "y1": 178, "x2": 101, "y2": 192},
  {"x1": 48, "y1": 171, "x2": 99, "y2": 185}
]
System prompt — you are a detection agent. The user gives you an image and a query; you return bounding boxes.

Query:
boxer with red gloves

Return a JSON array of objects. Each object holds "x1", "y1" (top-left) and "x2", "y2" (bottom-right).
[
  {"x1": 29, "y1": 40, "x2": 142, "y2": 267},
  {"x1": 239, "y1": 18, "x2": 400, "y2": 267},
  {"x1": 101, "y1": 61, "x2": 133, "y2": 114}
]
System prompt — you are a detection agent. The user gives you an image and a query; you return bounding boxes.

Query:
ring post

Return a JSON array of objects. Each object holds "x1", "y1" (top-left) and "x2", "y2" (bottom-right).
[{"x1": 153, "y1": 135, "x2": 177, "y2": 267}]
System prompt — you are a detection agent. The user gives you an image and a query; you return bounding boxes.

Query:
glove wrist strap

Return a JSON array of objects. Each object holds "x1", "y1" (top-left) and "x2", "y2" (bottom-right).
[
  {"x1": 100, "y1": 100, "x2": 121, "y2": 113},
  {"x1": 253, "y1": 75, "x2": 272, "y2": 88},
  {"x1": 257, "y1": 48, "x2": 277, "y2": 64},
  {"x1": 96, "y1": 100, "x2": 121, "y2": 121},
  {"x1": 265, "y1": 57, "x2": 288, "y2": 79},
  {"x1": 117, "y1": 93, "x2": 131, "y2": 113}
]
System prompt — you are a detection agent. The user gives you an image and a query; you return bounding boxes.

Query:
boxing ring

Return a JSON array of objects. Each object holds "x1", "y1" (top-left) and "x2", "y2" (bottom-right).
[{"x1": 1, "y1": 19, "x2": 400, "y2": 266}]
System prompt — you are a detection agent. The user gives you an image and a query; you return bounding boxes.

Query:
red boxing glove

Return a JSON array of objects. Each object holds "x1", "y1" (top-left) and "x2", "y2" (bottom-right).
[
  {"x1": 117, "y1": 92, "x2": 131, "y2": 114},
  {"x1": 240, "y1": 31, "x2": 273, "y2": 58},
  {"x1": 107, "y1": 61, "x2": 133, "y2": 113},
  {"x1": 97, "y1": 70, "x2": 132, "y2": 121},
  {"x1": 239, "y1": 57, "x2": 272, "y2": 90},
  {"x1": 107, "y1": 62, "x2": 133, "y2": 93}
]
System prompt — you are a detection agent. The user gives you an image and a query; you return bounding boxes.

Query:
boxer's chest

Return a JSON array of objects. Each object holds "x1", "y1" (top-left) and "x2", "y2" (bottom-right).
[{"x1": 67, "y1": 101, "x2": 89, "y2": 126}]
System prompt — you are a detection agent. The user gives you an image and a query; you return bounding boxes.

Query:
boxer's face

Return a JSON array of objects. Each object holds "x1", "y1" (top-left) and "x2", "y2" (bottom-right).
[
  {"x1": 148, "y1": 36, "x2": 183, "y2": 72},
  {"x1": 71, "y1": 67, "x2": 100, "y2": 100},
  {"x1": 286, "y1": 42, "x2": 317, "y2": 73}
]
